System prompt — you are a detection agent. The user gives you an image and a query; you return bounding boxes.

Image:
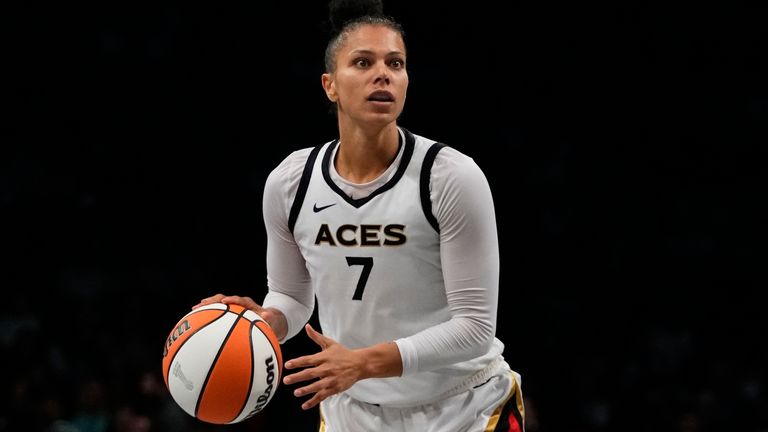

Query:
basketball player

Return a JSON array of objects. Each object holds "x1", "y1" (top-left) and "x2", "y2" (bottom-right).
[{"x1": 193, "y1": 0, "x2": 525, "y2": 430}]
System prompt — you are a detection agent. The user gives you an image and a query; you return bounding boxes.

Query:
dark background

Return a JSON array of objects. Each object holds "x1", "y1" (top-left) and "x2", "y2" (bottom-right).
[{"x1": 2, "y1": 1, "x2": 766, "y2": 431}]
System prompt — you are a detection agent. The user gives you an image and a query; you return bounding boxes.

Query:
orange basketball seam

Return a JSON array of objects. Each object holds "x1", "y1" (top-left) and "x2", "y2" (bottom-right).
[
  {"x1": 232, "y1": 314, "x2": 257, "y2": 422},
  {"x1": 194, "y1": 307, "x2": 249, "y2": 423}
]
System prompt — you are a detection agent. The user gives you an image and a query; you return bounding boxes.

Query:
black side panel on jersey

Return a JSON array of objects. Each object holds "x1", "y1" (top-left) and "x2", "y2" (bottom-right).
[
  {"x1": 288, "y1": 143, "x2": 327, "y2": 234},
  {"x1": 420, "y1": 142, "x2": 446, "y2": 233}
]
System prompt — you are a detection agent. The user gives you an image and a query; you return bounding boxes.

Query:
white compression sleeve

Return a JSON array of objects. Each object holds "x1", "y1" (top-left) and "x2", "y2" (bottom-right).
[{"x1": 395, "y1": 147, "x2": 500, "y2": 374}]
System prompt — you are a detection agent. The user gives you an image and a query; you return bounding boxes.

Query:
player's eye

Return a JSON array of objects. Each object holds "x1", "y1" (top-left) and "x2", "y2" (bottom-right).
[{"x1": 354, "y1": 58, "x2": 371, "y2": 68}]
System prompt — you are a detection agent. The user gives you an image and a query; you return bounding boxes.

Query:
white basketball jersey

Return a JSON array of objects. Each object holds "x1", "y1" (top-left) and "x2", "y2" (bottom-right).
[{"x1": 289, "y1": 128, "x2": 500, "y2": 406}]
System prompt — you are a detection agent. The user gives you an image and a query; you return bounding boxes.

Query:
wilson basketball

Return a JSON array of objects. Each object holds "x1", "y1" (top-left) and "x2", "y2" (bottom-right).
[{"x1": 162, "y1": 302, "x2": 283, "y2": 424}]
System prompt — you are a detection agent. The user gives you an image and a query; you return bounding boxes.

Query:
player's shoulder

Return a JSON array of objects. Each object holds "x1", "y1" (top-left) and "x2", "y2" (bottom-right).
[
  {"x1": 267, "y1": 140, "x2": 333, "y2": 184},
  {"x1": 406, "y1": 129, "x2": 480, "y2": 172},
  {"x1": 404, "y1": 131, "x2": 490, "y2": 199},
  {"x1": 272, "y1": 146, "x2": 314, "y2": 174}
]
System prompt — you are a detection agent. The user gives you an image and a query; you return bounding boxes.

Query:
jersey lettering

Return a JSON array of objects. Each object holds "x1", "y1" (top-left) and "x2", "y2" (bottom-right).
[{"x1": 314, "y1": 223, "x2": 407, "y2": 246}]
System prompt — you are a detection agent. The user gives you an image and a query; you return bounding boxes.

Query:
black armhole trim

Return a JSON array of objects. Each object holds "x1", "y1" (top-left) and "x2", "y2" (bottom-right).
[
  {"x1": 288, "y1": 143, "x2": 326, "y2": 234},
  {"x1": 420, "y1": 142, "x2": 446, "y2": 233}
]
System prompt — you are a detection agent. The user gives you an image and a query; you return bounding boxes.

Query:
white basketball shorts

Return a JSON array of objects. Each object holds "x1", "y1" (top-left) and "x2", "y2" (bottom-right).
[{"x1": 318, "y1": 361, "x2": 525, "y2": 432}]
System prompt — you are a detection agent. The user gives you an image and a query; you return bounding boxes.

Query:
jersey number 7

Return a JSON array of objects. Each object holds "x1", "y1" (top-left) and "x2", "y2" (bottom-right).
[{"x1": 345, "y1": 256, "x2": 373, "y2": 300}]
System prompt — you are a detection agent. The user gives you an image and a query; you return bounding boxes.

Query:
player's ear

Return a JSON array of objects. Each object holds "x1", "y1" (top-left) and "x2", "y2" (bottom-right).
[{"x1": 322, "y1": 73, "x2": 337, "y2": 102}]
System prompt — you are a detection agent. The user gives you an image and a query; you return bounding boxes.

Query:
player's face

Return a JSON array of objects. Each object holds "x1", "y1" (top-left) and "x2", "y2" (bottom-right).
[{"x1": 323, "y1": 25, "x2": 408, "y2": 127}]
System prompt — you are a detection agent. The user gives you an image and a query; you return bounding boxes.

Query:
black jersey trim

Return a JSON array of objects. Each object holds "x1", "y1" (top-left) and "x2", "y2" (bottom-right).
[
  {"x1": 288, "y1": 143, "x2": 326, "y2": 234},
  {"x1": 420, "y1": 142, "x2": 446, "y2": 233},
  {"x1": 321, "y1": 127, "x2": 415, "y2": 209}
]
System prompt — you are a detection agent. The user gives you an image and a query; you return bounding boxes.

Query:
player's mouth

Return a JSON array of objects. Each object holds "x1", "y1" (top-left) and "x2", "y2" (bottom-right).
[{"x1": 367, "y1": 90, "x2": 395, "y2": 103}]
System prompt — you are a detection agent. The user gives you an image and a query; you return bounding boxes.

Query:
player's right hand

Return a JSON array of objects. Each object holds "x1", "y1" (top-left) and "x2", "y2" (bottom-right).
[
  {"x1": 193, "y1": 293, "x2": 260, "y2": 311},
  {"x1": 192, "y1": 294, "x2": 288, "y2": 341}
]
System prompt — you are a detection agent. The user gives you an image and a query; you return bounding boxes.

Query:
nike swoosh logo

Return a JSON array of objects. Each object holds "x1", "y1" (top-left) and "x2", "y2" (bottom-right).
[{"x1": 313, "y1": 203, "x2": 337, "y2": 213}]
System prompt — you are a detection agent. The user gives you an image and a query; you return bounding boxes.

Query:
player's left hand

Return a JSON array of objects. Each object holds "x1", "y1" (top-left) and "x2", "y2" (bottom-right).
[{"x1": 282, "y1": 324, "x2": 366, "y2": 410}]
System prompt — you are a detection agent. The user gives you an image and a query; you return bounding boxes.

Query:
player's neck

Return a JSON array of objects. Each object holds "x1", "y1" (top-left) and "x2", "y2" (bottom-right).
[{"x1": 335, "y1": 124, "x2": 400, "y2": 184}]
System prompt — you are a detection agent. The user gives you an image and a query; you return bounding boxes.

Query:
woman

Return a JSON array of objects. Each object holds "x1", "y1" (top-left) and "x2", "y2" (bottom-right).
[{"x1": 194, "y1": 0, "x2": 525, "y2": 430}]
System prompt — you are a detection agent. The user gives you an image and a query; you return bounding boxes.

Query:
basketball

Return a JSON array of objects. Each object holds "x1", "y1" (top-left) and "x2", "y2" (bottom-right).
[{"x1": 161, "y1": 302, "x2": 283, "y2": 424}]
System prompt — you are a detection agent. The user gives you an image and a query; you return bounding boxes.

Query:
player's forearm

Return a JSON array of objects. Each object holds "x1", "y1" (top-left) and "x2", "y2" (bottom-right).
[
  {"x1": 395, "y1": 314, "x2": 496, "y2": 374},
  {"x1": 356, "y1": 341, "x2": 403, "y2": 379},
  {"x1": 262, "y1": 289, "x2": 314, "y2": 342}
]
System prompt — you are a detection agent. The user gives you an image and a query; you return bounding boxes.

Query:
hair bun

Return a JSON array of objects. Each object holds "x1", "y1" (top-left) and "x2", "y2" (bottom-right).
[{"x1": 328, "y1": 0, "x2": 384, "y2": 33}]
